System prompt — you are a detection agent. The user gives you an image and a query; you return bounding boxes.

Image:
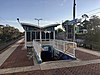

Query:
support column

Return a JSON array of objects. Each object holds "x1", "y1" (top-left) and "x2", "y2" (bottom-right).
[
  {"x1": 53, "y1": 31, "x2": 55, "y2": 48},
  {"x1": 40, "y1": 30, "x2": 42, "y2": 43},
  {"x1": 30, "y1": 31, "x2": 32, "y2": 41},
  {"x1": 35, "y1": 31, "x2": 36, "y2": 41},
  {"x1": 25, "y1": 31, "x2": 27, "y2": 48},
  {"x1": 49, "y1": 32, "x2": 50, "y2": 41},
  {"x1": 53, "y1": 31, "x2": 55, "y2": 40},
  {"x1": 44, "y1": 31, "x2": 46, "y2": 41}
]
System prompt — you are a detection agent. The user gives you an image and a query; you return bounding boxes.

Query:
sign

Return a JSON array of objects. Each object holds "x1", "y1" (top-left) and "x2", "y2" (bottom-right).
[{"x1": 68, "y1": 19, "x2": 78, "y2": 25}]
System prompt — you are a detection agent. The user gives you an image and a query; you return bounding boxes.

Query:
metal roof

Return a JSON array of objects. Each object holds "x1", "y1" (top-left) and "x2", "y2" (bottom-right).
[
  {"x1": 21, "y1": 23, "x2": 41, "y2": 28},
  {"x1": 0, "y1": 25, "x2": 4, "y2": 27},
  {"x1": 21, "y1": 22, "x2": 60, "y2": 30}
]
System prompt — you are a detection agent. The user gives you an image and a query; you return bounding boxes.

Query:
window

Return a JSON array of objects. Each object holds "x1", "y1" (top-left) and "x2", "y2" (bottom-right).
[{"x1": 26, "y1": 32, "x2": 30, "y2": 41}]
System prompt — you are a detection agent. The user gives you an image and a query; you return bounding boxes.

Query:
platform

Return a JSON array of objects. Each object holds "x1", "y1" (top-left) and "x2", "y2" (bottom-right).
[{"x1": 0, "y1": 39, "x2": 100, "y2": 75}]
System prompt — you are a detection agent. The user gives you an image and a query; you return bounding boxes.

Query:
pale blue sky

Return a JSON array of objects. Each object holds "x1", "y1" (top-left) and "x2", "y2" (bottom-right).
[{"x1": 0, "y1": 0, "x2": 100, "y2": 32}]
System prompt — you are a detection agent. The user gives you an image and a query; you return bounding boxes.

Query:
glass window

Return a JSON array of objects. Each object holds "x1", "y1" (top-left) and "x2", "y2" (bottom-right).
[{"x1": 26, "y1": 32, "x2": 30, "y2": 41}]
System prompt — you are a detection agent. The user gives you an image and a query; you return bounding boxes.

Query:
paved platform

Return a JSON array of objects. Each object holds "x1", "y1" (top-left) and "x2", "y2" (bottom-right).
[
  {"x1": 0, "y1": 39, "x2": 33, "y2": 69},
  {"x1": 77, "y1": 47, "x2": 100, "y2": 57},
  {"x1": 0, "y1": 59, "x2": 100, "y2": 75},
  {"x1": 0, "y1": 39, "x2": 24, "y2": 66},
  {"x1": 0, "y1": 40, "x2": 100, "y2": 75},
  {"x1": 76, "y1": 49, "x2": 100, "y2": 61}
]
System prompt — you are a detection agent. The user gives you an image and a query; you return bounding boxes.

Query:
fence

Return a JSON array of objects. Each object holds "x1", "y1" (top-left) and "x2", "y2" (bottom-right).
[
  {"x1": 52, "y1": 40, "x2": 77, "y2": 57},
  {"x1": 33, "y1": 39, "x2": 77, "y2": 63},
  {"x1": 33, "y1": 40, "x2": 42, "y2": 63}
]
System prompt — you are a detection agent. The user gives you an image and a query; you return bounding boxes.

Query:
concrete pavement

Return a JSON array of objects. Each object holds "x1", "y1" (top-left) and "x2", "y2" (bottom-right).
[
  {"x1": 1, "y1": 59, "x2": 100, "y2": 74},
  {"x1": 77, "y1": 47, "x2": 100, "y2": 57},
  {"x1": 0, "y1": 42, "x2": 100, "y2": 74},
  {"x1": 0, "y1": 39, "x2": 24, "y2": 66}
]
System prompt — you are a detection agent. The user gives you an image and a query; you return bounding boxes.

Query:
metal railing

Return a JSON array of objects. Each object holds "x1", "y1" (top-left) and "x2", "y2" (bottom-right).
[
  {"x1": 33, "y1": 39, "x2": 77, "y2": 63},
  {"x1": 52, "y1": 40, "x2": 77, "y2": 58},
  {"x1": 33, "y1": 40, "x2": 42, "y2": 63}
]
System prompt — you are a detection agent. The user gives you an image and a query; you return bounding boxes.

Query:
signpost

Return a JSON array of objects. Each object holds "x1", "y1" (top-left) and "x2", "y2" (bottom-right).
[{"x1": 73, "y1": 0, "x2": 76, "y2": 42}]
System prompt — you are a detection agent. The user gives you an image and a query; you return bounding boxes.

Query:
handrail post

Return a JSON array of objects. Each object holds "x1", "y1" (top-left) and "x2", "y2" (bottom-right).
[
  {"x1": 25, "y1": 31, "x2": 27, "y2": 48},
  {"x1": 57, "y1": 40, "x2": 58, "y2": 49},
  {"x1": 33, "y1": 40, "x2": 42, "y2": 63},
  {"x1": 63, "y1": 41, "x2": 65, "y2": 52},
  {"x1": 73, "y1": 43, "x2": 76, "y2": 57}
]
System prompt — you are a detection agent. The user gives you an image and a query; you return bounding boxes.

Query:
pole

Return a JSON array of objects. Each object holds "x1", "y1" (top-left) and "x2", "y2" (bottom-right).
[
  {"x1": 38, "y1": 20, "x2": 39, "y2": 26},
  {"x1": 73, "y1": 0, "x2": 76, "y2": 42},
  {"x1": 34, "y1": 18, "x2": 43, "y2": 43},
  {"x1": 25, "y1": 31, "x2": 27, "y2": 48},
  {"x1": 34, "y1": 18, "x2": 42, "y2": 26},
  {"x1": 73, "y1": 0, "x2": 76, "y2": 20},
  {"x1": 17, "y1": 18, "x2": 26, "y2": 48}
]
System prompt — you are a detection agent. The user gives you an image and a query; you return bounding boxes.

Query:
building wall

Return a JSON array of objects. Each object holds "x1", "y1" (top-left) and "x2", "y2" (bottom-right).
[{"x1": 26, "y1": 31, "x2": 54, "y2": 42}]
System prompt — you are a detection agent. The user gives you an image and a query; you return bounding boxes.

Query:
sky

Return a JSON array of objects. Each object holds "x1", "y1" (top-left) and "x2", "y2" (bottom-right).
[{"x1": 0, "y1": 0, "x2": 100, "y2": 32}]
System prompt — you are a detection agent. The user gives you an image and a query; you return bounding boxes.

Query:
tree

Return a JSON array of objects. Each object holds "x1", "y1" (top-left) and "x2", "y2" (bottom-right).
[
  {"x1": 81, "y1": 14, "x2": 89, "y2": 29},
  {"x1": 62, "y1": 20, "x2": 70, "y2": 31},
  {"x1": 84, "y1": 15, "x2": 100, "y2": 50},
  {"x1": 56, "y1": 28, "x2": 64, "y2": 33},
  {"x1": 89, "y1": 15, "x2": 100, "y2": 42},
  {"x1": 82, "y1": 14, "x2": 89, "y2": 20},
  {"x1": 0, "y1": 25, "x2": 21, "y2": 43}
]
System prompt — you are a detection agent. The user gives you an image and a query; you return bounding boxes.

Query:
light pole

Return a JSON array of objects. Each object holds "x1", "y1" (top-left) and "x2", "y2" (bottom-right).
[
  {"x1": 34, "y1": 18, "x2": 43, "y2": 26},
  {"x1": 17, "y1": 18, "x2": 27, "y2": 48},
  {"x1": 34, "y1": 18, "x2": 43, "y2": 43},
  {"x1": 17, "y1": 18, "x2": 20, "y2": 23},
  {"x1": 73, "y1": 0, "x2": 76, "y2": 42}
]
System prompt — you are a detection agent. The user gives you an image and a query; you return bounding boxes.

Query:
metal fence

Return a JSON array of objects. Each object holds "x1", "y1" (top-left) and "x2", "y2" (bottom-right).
[
  {"x1": 52, "y1": 40, "x2": 77, "y2": 58},
  {"x1": 33, "y1": 39, "x2": 77, "y2": 63},
  {"x1": 33, "y1": 40, "x2": 42, "y2": 63}
]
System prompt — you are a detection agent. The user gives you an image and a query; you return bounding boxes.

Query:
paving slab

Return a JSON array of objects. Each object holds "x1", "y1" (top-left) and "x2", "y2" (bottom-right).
[
  {"x1": 0, "y1": 65, "x2": 40, "y2": 74},
  {"x1": 0, "y1": 39, "x2": 24, "y2": 67},
  {"x1": 77, "y1": 47, "x2": 100, "y2": 57},
  {"x1": 1, "y1": 40, "x2": 100, "y2": 75},
  {"x1": 76, "y1": 49, "x2": 100, "y2": 60},
  {"x1": 0, "y1": 39, "x2": 33, "y2": 69},
  {"x1": 40, "y1": 59, "x2": 100, "y2": 70},
  {"x1": 3, "y1": 62, "x2": 100, "y2": 75}
]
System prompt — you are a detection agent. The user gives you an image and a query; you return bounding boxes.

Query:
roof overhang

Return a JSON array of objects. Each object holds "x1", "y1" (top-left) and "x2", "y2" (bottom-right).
[
  {"x1": 0, "y1": 25, "x2": 4, "y2": 27},
  {"x1": 42, "y1": 24, "x2": 60, "y2": 29},
  {"x1": 21, "y1": 22, "x2": 60, "y2": 30}
]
